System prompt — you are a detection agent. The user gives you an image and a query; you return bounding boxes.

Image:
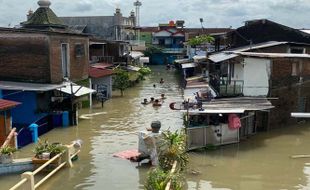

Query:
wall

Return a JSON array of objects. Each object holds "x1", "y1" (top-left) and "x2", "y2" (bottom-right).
[
  {"x1": 0, "y1": 110, "x2": 11, "y2": 146},
  {"x1": 140, "y1": 32, "x2": 152, "y2": 46},
  {"x1": 243, "y1": 58, "x2": 271, "y2": 96},
  {"x1": 2, "y1": 91, "x2": 46, "y2": 125},
  {"x1": 49, "y1": 34, "x2": 89, "y2": 83},
  {"x1": 0, "y1": 32, "x2": 50, "y2": 83}
]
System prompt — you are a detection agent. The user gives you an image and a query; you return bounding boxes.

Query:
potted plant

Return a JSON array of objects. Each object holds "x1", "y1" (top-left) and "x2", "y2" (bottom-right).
[
  {"x1": 32, "y1": 140, "x2": 65, "y2": 165},
  {"x1": 0, "y1": 146, "x2": 17, "y2": 164}
]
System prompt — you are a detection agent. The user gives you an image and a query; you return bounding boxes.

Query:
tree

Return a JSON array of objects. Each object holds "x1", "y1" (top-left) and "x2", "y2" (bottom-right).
[
  {"x1": 188, "y1": 35, "x2": 215, "y2": 55},
  {"x1": 113, "y1": 68, "x2": 130, "y2": 96},
  {"x1": 143, "y1": 45, "x2": 163, "y2": 57}
]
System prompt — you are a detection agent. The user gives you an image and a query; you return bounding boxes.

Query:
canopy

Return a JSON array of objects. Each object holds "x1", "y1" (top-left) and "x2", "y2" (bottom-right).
[
  {"x1": 0, "y1": 81, "x2": 65, "y2": 91},
  {"x1": 57, "y1": 82, "x2": 96, "y2": 97},
  {"x1": 181, "y1": 63, "x2": 197, "y2": 69}
]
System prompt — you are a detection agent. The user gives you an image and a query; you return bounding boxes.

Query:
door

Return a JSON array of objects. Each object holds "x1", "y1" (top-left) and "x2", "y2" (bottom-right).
[{"x1": 61, "y1": 44, "x2": 70, "y2": 78}]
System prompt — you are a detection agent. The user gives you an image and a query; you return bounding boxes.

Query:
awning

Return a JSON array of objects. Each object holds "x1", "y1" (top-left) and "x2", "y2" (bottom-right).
[
  {"x1": 181, "y1": 63, "x2": 197, "y2": 69},
  {"x1": 57, "y1": 82, "x2": 96, "y2": 97},
  {"x1": 140, "y1": 57, "x2": 149, "y2": 64},
  {"x1": 0, "y1": 81, "x2": 65, "y2": 91},
  {"x1": 208, "y1": 52, "x2": 239, "y2": 63}
]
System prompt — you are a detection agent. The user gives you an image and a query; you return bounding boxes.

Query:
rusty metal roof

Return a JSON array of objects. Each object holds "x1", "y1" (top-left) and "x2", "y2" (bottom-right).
[{"x1": 0, "y1": 99, "x2": 21, "y2": 111}]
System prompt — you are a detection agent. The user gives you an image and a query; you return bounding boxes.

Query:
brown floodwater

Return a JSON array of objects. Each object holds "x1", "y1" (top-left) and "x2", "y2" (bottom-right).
[{"x1": 2, "y1": 66, "x2": 310, "y2": 190}]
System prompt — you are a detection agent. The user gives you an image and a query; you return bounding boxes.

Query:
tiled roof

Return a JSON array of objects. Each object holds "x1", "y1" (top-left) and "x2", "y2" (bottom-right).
[
  {"x1": 89, "y1": 67, "x2": 114, "y2": 78},
  {"x1": 22, "y1": 7, "x2": 66, "y2": 29},
  {"x1": 0, "y1": 99, "x2": 21, "y2": 111}
]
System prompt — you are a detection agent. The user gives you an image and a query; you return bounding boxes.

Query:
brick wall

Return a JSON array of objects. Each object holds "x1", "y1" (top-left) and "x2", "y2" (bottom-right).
[
  {"x1": 269, "y1": 81, "x2": 310, "y2": 129},
  {"x1": 0, "y1": 32, "x2": 50, "y2": 83},
  {"x1": 49, "y1": 35, "x2": 89, "y2": 83}
]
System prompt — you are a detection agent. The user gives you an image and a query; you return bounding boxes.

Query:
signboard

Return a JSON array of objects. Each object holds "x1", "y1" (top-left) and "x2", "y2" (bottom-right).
[{"x1": 96, "y1": 84, "x2": 108, "y2": 107}]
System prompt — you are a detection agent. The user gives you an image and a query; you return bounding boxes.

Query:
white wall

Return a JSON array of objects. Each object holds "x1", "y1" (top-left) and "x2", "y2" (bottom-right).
[
  {"x1": 231, "y1": 63, "x2": 244, "y2": 81},
  {"x1": 242, "y1": 58, "x2": 271, "y2": 96}
]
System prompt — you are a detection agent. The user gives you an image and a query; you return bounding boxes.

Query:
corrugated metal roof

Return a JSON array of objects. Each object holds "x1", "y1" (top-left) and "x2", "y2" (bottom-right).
[
  {"x1": 0, "y1": 81, "x2": 65, "y2": 91},
  {"x1": 181, "y1": 97, "x2": 274, "y2": 114},
  {"x1": 89, "y1": 67, "x2": 114, "y2": 78},
  {"x1": 0, "y1": 99, "x2": 21, "y2": 111},
  {"x1": 194, "y1": 41, "x2": 290, "y2": 63},
  {"x1": 234, "y1": 52, "x2": 310, "y2": 58},
  {"x1": 208, "y1": 53, "x2": 239, "y2": 63}
]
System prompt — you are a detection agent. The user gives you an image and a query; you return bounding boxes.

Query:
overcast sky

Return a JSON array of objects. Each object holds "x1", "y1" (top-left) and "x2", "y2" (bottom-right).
[{"x1": 0, "y1": 0, "x2": 309, "y2": 29}]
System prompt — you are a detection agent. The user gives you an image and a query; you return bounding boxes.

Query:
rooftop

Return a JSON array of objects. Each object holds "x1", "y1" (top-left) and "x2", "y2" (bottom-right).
[{"x1": 0, "y1": 99, "x2": 21, "y2": 111}]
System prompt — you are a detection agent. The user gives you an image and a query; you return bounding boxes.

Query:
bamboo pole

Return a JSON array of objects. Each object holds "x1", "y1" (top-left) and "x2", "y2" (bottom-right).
[{"x1": 165, "y1": 161, "x2": 178, "y2": 190}]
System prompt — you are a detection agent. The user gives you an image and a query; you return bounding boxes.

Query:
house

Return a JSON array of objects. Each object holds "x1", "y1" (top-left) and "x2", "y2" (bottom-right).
[
  {"x1": 226, "y1": 19, "x2": 310, "y2": 48},
  {"x1": 0, "y1": 99, "x2": 20, "y2": 147},
  {"x1": 0, "y1": 0, "x2": 95, "y2": 147},
  {"x1": 89, "y1": 63, "x2": 114, "y2": 101}
]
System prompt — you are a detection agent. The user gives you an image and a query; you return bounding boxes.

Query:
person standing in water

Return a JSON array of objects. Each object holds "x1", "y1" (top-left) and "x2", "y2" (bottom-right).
[{"x1": 160, "y1": 78, "x2": 164, "y2": 84}]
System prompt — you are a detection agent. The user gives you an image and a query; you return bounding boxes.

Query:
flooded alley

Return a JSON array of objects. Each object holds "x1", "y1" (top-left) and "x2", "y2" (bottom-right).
[{"x1": 2, "y1": 66, "x2": 310, "y2": 190}]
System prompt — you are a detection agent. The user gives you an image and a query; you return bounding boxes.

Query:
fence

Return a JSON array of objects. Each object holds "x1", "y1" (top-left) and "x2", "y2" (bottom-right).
[{"x1": 9, "y1": 143, "x2": 80, "y2": 190}]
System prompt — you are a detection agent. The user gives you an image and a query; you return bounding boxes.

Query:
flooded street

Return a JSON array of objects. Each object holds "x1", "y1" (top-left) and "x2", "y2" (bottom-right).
[{"x1": 2, "y1": 66, "x2": 310, "y2": 190}]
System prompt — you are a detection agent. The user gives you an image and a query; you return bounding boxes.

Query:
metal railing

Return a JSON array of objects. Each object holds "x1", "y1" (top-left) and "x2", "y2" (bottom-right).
[
  {"x1": 218, "y1": 79, "x2": 244, "y2": 97},
  {"x1": 91, "y1": 56, "x2": 114, "y2": 64},
  {"x1": 9, "y1": 143, "x2": 80, "y2": 190}
]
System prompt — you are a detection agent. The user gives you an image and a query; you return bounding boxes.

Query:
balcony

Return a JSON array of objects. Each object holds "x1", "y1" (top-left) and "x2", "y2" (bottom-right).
[
  {"x1": 90, "y1": 56, "x2": 114, "y2": 64},
  {"x1": 162, "y1": 48, "x2": 185, "y2": 54},
  {"x1": 210, "y1": 78, "x2": 244, "y2": 97}
]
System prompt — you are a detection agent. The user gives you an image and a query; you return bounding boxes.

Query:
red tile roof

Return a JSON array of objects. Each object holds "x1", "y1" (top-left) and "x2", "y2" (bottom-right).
[
  {"x1": 89, "y1": 67, "x2": 114, "y2": 78},
  {"x1": 0, "y1": 99, "x2": 21, "y2": 111}
]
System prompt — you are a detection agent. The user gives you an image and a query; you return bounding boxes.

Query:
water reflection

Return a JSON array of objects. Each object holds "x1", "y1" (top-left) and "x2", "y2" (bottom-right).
[{"x1": 2, "y1": 66, "x2": 310, "y2": 190}]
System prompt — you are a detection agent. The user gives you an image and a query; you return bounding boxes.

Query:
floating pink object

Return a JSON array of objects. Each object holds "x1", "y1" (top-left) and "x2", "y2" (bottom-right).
[
  {"x1": 113, "y1": 149, "x2": 141, "y2": 160},
  {"x1": 228, "y1": 114, "x2": 241, "y2": 129}
]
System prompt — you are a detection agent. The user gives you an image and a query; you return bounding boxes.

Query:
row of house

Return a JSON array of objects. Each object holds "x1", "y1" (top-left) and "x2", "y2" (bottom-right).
[
  {"x1": 140, "y1": 21, "x2": 233, "y2": 65},
  {"x1": 177, "y1": 19, "x2": 310, "y2": 132},
  {"x1": 0, "y1": 0, "x2": 146, "y2": 148}
]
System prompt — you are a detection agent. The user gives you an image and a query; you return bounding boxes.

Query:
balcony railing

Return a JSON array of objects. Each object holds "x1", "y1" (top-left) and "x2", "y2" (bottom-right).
[
  {"x1": 219, "y1": 80, "x2": 244, "y2": 97},
  {"x1": 162, "y1": 48, "x2": 185, "y2": 54},
  {"x1": 90, "y1": 56, "x2": 114, "y2": 64}
]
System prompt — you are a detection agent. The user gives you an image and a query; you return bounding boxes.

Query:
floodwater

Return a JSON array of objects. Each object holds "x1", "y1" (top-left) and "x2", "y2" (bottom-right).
[{"x1": 2, "y1": 66, "x2": 310, "y2": 190}]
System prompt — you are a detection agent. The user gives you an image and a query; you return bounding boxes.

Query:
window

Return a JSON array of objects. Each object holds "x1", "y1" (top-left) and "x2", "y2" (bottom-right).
[
  {"x1": 75, "y1": 44, "x2": 85, "y2": 57},
  {"x1": 290, "y1": 47, "x2": 305, "y2": 54},
  {"x1": 61, "y1": 44, "x2": 70, "y2": 78},
  {"x1": 292, "y1": 61, "x2": 303, "y2": 76}
]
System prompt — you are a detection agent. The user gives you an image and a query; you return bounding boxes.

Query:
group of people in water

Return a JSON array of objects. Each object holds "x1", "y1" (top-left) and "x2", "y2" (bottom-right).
[{"x1": 141, "y1": 93, "x2": 166, "y2": 107}]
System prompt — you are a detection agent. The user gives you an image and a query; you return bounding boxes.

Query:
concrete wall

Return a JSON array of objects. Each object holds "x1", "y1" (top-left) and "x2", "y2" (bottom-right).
[
  {"x1": 243, "y1": 58, "x2": 271, "y2": 96},
  {"x1": 0, "y1": 32, "x2": 50, "y2": 83}
]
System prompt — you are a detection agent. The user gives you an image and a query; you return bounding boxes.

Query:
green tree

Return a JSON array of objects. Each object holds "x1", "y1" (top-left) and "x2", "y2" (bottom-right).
[
  {"x1": 113, "y1": 68, "x2": 130, "y2": 96},
  {"x1": 188, "y1": 35, "x2": 215, "y2": 54},
  {"x1": 143, "y1": 46, "x2": 163, "y2": 57}
]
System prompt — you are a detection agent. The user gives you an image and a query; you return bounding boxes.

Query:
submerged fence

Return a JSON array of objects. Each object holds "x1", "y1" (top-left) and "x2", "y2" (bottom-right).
[{"x1": 9, "y1": 143, "x2": 80, "y2": 190}]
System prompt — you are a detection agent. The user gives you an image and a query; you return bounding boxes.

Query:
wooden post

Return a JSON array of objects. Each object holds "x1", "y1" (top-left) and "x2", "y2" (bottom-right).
[{"x1": 21, "y1": 172, "x2": 35, "y2": 190}]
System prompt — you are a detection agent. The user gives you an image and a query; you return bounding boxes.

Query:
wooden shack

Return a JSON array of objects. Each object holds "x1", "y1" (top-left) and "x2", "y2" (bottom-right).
[{"x1": 0, "y1": 99, "x2": 20, "y2": 146}]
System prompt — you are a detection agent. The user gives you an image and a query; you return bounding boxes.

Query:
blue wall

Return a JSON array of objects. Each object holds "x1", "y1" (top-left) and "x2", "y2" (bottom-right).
[{"x1": 2, "y1": 91, "x2": 47, "y2": 125}]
